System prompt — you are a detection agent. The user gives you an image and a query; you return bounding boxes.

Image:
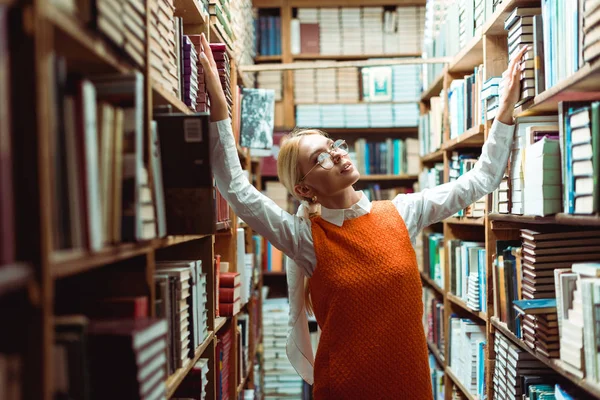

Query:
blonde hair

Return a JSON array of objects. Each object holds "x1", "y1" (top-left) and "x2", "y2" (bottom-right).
[{"x1": 277, "y1": 128, "x2": 328, "y2": 316}]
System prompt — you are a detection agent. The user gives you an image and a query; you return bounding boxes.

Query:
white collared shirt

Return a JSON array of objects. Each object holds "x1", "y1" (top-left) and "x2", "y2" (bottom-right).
[{"x1": 210, "y1": 118, "x2": 515, "y2": 384}]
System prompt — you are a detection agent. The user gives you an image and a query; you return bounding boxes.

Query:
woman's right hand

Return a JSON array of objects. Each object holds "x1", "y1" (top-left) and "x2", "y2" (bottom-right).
[{"x1": 198, "y1": 33, "x2": 229, "y2": 122}]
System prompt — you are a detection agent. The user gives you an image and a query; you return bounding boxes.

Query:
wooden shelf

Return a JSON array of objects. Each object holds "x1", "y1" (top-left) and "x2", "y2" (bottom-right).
[
  {"x1": 317, "y1": 127, "x2": 418, "y2": 136},
  {"x1": 51, "y1": 243, "x2": 153, "y2": 279},
  {"x1": 421, "y1": 70, "x2": 445, "y2": 102},
  {"x1": 444, "y1": 217, "x2": 485, "y2": 226},
  {"x1": 152, "y1": 80, "x2": 191, "y2": 115},
  {"x1": 491, "y1": 317, "x2": 600, "y2": 399},
  {"x1": 515, "y1": 60, "x2": 600, "y2": 117},
  {"x1": 153, "y1": 235, "x2": 211, "y2": 249},
  {"x1": 358, "y1": 174, "x2": 418, "y2": 182},
  {"x1": 293, "y1": 53, "x2": 421, "y2": 61},
  {"x1": 43, "y1": 3, "x2": 132, "y2": 73},
  {"x1": 445, "y1": 366, "x2": 478, "y2": 400},
  {"x1": 421, "y1": 149, "x2": 444, "y2": 163},
  {"x1": 166, "y1": 332, "x2": 214, "y2": 398},
  {"x1": 174, "y1": 0, "x2": 208, "y2": 25},
  {"x1": 489, "y1": 213, "x2": 600, "y2": 228},
  {"x1": 427, "y1": 341, "x2": 445, "y2": 367},
  {"x1": 448, "y1": 34, "x2": 484, "y2": 74},
  {"x1": 447, "y1": 293, "x2": 487, "y2": 322},
  {"x1": 255, "y1": 55, "x2": 283, "y2": 63},
  {"x1": 442, "y1": 125, "x2": 485, "y2": 151},
  {"x1": 214, "y1": 316, "x2": 227, "y2": 332},
  {"x1": 482, "y1": 0, "x2": 541, "y2": 36},
  {"x1": 0, "y1": 264, "x2": 33, "y2": 298},
  {"x1": 420, "y1": 272, "x2": 444, "y2": 296}
]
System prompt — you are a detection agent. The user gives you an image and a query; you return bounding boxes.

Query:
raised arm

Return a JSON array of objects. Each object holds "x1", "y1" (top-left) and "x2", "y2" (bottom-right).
[
  {"x1": 395, "y1": 46, "x2": 529, "y2": 240},
  {"x1": 198, "y1": 34, "x2": 311, "y2": 260}
]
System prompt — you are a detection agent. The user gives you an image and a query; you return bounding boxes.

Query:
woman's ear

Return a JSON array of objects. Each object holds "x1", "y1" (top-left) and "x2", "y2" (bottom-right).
[{"x1": 294, "y1": 184, "x2": 313, "y2": 200}]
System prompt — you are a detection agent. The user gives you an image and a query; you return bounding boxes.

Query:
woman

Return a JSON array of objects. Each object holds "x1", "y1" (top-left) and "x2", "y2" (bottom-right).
[{"x1": 199, "y1": 33, "x2": 528, "y2": 398}]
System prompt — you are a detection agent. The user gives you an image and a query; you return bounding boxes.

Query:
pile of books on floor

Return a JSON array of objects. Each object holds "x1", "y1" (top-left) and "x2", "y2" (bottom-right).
[
  {"x1": 219, "y1": 269, "x2": 241, "y2": 317},
  {"x1": 172, "y1": 358, "x2": 210, "y2": 399},
  {"x1": 514, "y1": 299, "x2": 559, "y2": 358}
]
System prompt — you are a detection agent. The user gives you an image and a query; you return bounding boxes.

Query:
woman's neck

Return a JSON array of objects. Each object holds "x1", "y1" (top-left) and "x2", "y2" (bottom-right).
[{"x1": 318, "y1": 188, "x2": 362, "y2": 210}]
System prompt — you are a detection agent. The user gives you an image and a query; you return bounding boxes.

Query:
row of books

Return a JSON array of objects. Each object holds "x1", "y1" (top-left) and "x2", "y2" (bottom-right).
[
  {"x1": 447, "y1": 239, "x2": 487, "y2": 313},
  {"x1": 208, "y1": 0, "x2": 234, "y2": 49},
  {"x1": 429, "y1": 353, "x2": 445, "y2": 400},
  {"x1": 448, "y1": 65, "x2": 484, "y2": 139},
  {"x1": 256, "y1": 15, "x2": 281, "y2": 56},
  {"x1": 423, "y1": 232, "x2": 444, "y2": 289},
  {"x1": 231, "y1": 0, "x2": 256, "y2": 87},
  {"x1": 262, "y1": 298, "x2": 304, "y2": 398},
  {"x1": 257, "y1": 71, "x2": 282, "y2": 102},
  {"x1": 418, "y1": 163, "x2": 444, "y2": 194},
  {"x1": 423, "y1": 287, "x2": 445, "y2": 356},
  {"x1": 448, "y1": 316, "x2": 486, "y2": 398},
  {"x1": 417, "y1": 96, "x2": 444, "y2": 156},
  {"x1": 348, "y1": 137, "x2": 420, "y2": 176},
  {"x1": 295, "y1": 103, "x2": 420, "y2": 129},
  {"x1": 291, "y1": 6, "x2": 424, "y2": 55},
  {"x1": 449, "y1": 152, "x2": 486, "y2": 218},
  {"x1": 216, "y1": 328, "x2": 233, "y2": 400}
]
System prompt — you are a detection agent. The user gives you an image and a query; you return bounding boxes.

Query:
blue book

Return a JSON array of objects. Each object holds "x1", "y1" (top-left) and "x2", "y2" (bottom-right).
[{"x1": 513, "y1": 298, "x2": 557, "y2": 315}]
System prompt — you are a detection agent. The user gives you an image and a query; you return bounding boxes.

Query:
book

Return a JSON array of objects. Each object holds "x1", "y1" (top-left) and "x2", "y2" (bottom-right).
[
  {"x1": 240, "y1": 88, "x2": 275, "y2": 156},
  {"x1": 220, "y1": 272, "x2": 240, "y2": 288},
  {"x1": 513, "y1": 298, "x2": 557, "y2": 315}
]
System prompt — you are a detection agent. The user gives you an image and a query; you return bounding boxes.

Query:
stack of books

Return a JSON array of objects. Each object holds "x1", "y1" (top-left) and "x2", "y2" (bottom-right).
[
  {"x1": 449, "y1": 153, "x2": 486, "y2": 218},
  {"x1": 86, "y1": 318, "x2": 168, "y2": 399},
  {"x1": 210, "y1": 43, "x2": 232, "y2": 119},
  {"x1": 336, "y1": 68, "x2": 360, "y2": 102},
  {"x1": 473, "y1": 0, "x2": 485, "y2": 33},
  {"x1": 295, "y1": 105, "x2": 321, "y2": 127},
  {"x1": 173, "y1": 358, "x2": 210, "y2": 399},
  {"x1": 458, "y1": 0, "x2": 474, "y2": 49},
  {"x1": 188, "y1": 35, "x2": 210, "y2": 113},
  {"x1": 504, "y1": 7, "x2": 541, "y2": 105},
  {"x1": 219, "y1": 271, "x2": 241, "y2": 317},
  {"x1": 95, "y1": 0, "x2": 125, "y2": 53},
  {"x1": 122, "y1": 0, "x2": 146, "y2": 68},
  {"x1": 341, "y1": 8, "x2": 362, "y2": 54},
  {"x1": 231, "y1": 0, "x2": 256, "y2": 80},
  {"x1": 209, "y1": 0, "x2": 233, "y2": 50},
  {"x1": 216, "y1": 329, "x2": 233, "y2": 399},
  {"x1": 396, "y1": 6, "x2": 424, "y2": 54},
  {"x1": 514, "y1": 299, "x2": 559, "y2": 358},
  {"x1": 523, "y1": 137, "x2": 561, "y2": 216},
  {"x1": 583, "y1": 0, "x2": 600, "y2": 64},
  {"x1": 368, "y1": 103, "x2": 393, "y2": 127},
  {"x1": 257, "y1": 71, "x2": 283, "y2": 102},
  {"x1": 447, "y1": 240, "x2": 485, "y2": 310},
  {"x1": 467, "y1": 272, "x2": 481, "y2": 311},
  {"x1": 319, "y1": 8, "x2": 341, "y2": 55},
  {"x1": 263, "y1": 298, "x2": 303, "y2": 398},
  {"x1": 293, "y1": 67, "x2": 316, "y2": 103},
  {"x1": 564, "y1": 102, "x2": 600, "y2": 215},
  {"x1": 182, "y1": 36, "x2": 200, "y2": 111},
  {"x1": 481, "y1": 77, "x2": 501, "y2": 121},
  {"x1": 362, "y1": 7, "x2": 384, "y2": 54},
  {"x1": 315, "y1": 68, "x2": 337, "y2": 103},
  {"x1": 509, "y1": 116, "x2": 559, "y2": 215},
  {"x1": 148, "y1": 0, "x2": 179, "y2": 97},
  {"x1": 392, "y1": 65, "x2": 421, "y2": 101},
  {"x1": 493, "y1": 332, "x2": 554, "y2": 400},
  {"x1": 494, "y1": 176, "x2": 510, "y2": 213}
]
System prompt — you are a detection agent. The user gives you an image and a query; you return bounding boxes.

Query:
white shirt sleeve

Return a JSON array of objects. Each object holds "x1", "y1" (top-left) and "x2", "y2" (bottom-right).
[
  {"x1": 209, "y1": 119, "x2": 314, "y2": 266},
  {"x1": 394, "y1": 119, "x2": 515, "y2": 242}
]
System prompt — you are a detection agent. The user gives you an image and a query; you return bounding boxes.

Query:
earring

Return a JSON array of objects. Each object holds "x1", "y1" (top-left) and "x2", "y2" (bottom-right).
[{"x1": 311, "y1": 195, "x2": 318, "y2": 203}]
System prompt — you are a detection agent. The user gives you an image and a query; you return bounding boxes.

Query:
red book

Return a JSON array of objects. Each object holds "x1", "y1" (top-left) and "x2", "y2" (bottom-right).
[
  {"x1": 219, "y1": 299, "x2": 240, "y2": 317},
  {"x1": 219, "y1": 284, "x2": 241, "y2": 303},
  {"x1": 300, "y1": 23, "x2": 320, "y2": 54},
  {"x1": 219, "y1": 272, "x2": 240, "y2": 288},
  {"x1": 87, "y1": 296, "x2": 149, "y2": 319}
]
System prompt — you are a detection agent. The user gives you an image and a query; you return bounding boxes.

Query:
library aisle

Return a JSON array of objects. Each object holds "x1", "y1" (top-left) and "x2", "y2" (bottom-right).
[{"x1": 2, "y1": 0, "x2": 600, "y2": 399}]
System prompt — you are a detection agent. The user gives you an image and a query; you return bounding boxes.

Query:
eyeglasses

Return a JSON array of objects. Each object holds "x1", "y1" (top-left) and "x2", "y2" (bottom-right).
[{"x1": 298, "y1": 139, "x2": 349, "y2": 183}]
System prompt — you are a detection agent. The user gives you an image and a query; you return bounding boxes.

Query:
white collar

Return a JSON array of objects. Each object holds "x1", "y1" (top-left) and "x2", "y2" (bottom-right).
[{"x1": 319, "y1": 191, "x2": 372, "y2": 227}]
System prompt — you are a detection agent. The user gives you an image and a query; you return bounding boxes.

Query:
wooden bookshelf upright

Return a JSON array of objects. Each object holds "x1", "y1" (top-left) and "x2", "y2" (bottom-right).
[
  {"x1": 418, "y1": 1, "x2": 600, "y2": 399},
  {"x1": 1, "y1": 0, "x2": 264, "y2": 399}
]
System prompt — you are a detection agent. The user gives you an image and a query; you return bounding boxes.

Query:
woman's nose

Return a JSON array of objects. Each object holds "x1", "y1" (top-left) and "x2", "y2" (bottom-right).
[{"x1": 330, "y1": 150, "x2": 342, "y2": 163}]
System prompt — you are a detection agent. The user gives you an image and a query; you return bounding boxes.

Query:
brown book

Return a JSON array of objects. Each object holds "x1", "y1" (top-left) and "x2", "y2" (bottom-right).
[
  {"x1": 87, "y1": 296, "x2": 149, "y2": 319},
  {"x1": 522, "y1": 237, "x2": 600, "y2": 249},
  {"x1": 521, "y1": 228, "x2": 600, "y2": 241},
  {"x1": 219, "y1": 272, "x2": 240, "y2": 288},
  {"x1": 523, "y1": 252, "x2": 600, "y2": 264},
  {"x1": 219, "y1": 284, "x2": 241, "y2": 303},
  {"x1": 522, "y1": 244, "x2": 600, "y2": 256},
  {"x1": 300, "y1": 23, "x2": 320, "y2": 54},
  {"x1": 219, "y1": 299, "x2": 240, "y2": 316}
]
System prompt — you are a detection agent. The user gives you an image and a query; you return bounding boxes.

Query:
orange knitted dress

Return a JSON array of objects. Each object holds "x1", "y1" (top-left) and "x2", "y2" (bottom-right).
[{"x1": 309, "y1": 200, "x2": 432, "y2": 399}]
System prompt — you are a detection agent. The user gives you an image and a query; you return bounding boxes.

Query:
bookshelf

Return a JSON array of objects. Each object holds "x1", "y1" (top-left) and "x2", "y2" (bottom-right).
[
  {"x1": 2, "y1": 0, "x2": 264, "y2": 399},
  {"x1": 418, "y1": 1, "x2": 600, "y2": 399}
]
